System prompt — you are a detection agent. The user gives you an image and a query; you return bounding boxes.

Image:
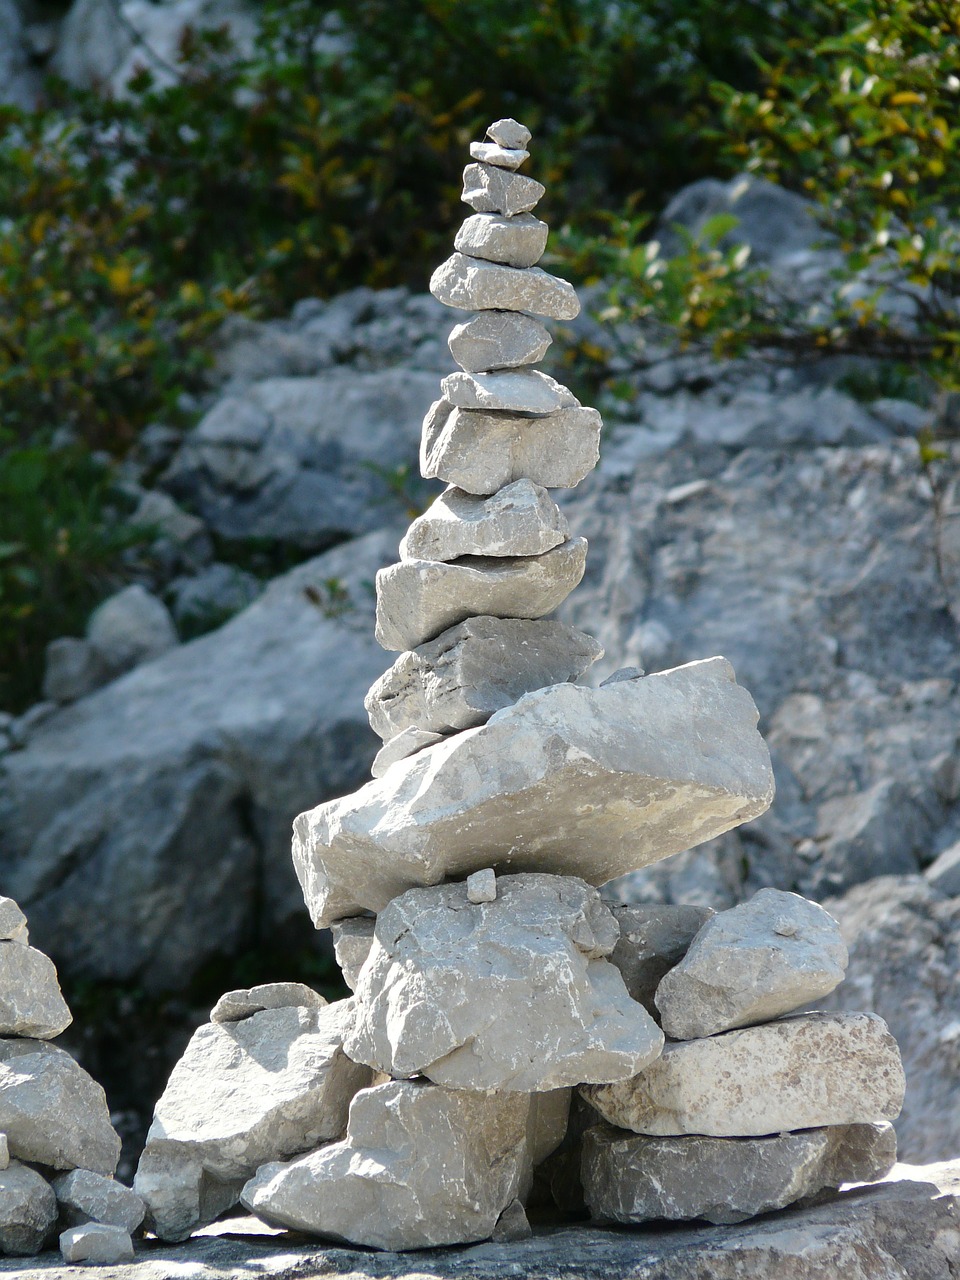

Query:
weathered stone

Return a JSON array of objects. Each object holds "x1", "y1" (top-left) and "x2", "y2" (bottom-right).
[
  {"x1": 491, "y1": 1199, "x2": 532, "y2": 1242},
  {"x1": 86, "y1": 584, "x2": 179, "y2": 678},
  {"x1": 421, "y1": 401, "x2": 601, "y2": 494},
  {"x1": 469, "y1": 142, "x2": 529, "y2": 170},
  {"x1": 0, "y1": 1134, "x2": 7, "y2": 1170},
  {"x1": 0, "y1": 943, "x2": 72, "y2": 1040},
  {"x1": 374, "y1": 538, "x2": 588, "y2": 651},
  {"x1": 295, "y1": 658, "x2": 775, "y2": 927},
  {"x1": 60, "y1": 1224, "x2": 134, "y2": 1265},
  {"x1": 0, "y1": 1040, "x2": 120, "y2": 1175},
  {"x1": 582, "y1": 1122, "x2": 898, "y2": 1226},
  {"x1": 487, "y1": 118, "x2": 532, "y2": 149},
  {"x1": 430, "y1": 254, "x2": 580, "y2": 320},
  {"x1": 345, "y1": 875, "x2": 664, "y2": 1091},
  {"x1": 365, "y1": 616, "x2": 603, "y2": 741},
  {"x1": 461, "y1": 163, "x2": 545, "y2": 216},
  {"x1": 608, "y1": 904, "x2": 715, "y2": 1015},
  {"x1": 400, "y1": 481, "x2": 569, "y2": 562},
  {"x1": 134, "y1": 1000, "x2": 372, "y2": 1241},
  {"x1": 454, "y1": 216, "x2": 549, "y2": 270},
  {"x1": 0, "y1": 1162, "x2": 56, "y2": 1256},
  {"x1": 42, "y1": 637, "x2": 103, "y2": 705},
  {"x1": 441, "y1": 369, "x2": 577, "y2": 415},
  {"x1": 655, "y1": 888, "x2": 848, "y2": 1040},
  {"x1": 52, "y1": 1170, "x2": 145, "y2": 1234},
  {"x1": 0, "y1": 899, "x2": 27, "y2": 946},
  {"x1": 329, "y1": 918, "x2": 376, "y2": 991},
  {"x1": 466, "y1": 868, "x2": 497, "y2": 903},
  {"x1": 924, "y1": 839, "x2": 960, "y2": 896},
  {"x1": 209, "y1": 983, "x2": 327, "y2": 1024},
  {"x1": 371, "y1": 727, "x2": 444, "y2": 777},
  {"x1": 581, "y1": 1012, "x2": 905, "y2": 1137},
  {"x1": 449, "y1": 310, "x2": 550, "y2": 373}
]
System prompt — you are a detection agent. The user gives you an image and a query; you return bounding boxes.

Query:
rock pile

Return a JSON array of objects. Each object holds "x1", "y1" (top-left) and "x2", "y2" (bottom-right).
[
  {"x1": 134, "y1": 121, "x2": 907, "y2": 1252},
  {"x1": 0, "y1": 896, "x2": 142, "y2": 1262}
]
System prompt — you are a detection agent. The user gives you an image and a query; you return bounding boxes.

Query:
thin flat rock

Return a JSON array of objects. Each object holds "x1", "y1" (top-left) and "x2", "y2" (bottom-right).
[
  {"x1": 441, "y1": 369, "x2": 577, "y2": 414},
  {"x1": 430, "y1": 254, "x2": 580, "y2": 320},
  {"x1": 454, "y1": 215, "x2": 548, "y2": 269},
  {"x1": 469, "y1": 141, "x2": 529, "y2": 170},
  {"x1": 371, "y1": 727, "x2": 444, "y2": 778},
  {"x1": 400, "y1": 481, "x2": 569, "y2": 562},
  {"x1": 209, "y1": 983, "x2": 327, "y2": 1024},
  {"x1": 461, "y1": 163, "x2": 545, "y2": 216}
]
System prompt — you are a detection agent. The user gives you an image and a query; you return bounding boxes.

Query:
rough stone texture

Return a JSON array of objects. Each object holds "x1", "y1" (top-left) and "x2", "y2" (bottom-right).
[
  {"x1": 0, "y1": 1040, "x2": 120, "y2": 1175},
  {"x1": 59, "y1": 1224, "x2": 134, "y2": 1265},
  {"x1": 0, "y1": 901, "x2": 27, "y2": 946},
  {"x1": 582, "y1": 1012, "x2": 905, "y2": 1137},
  {"x1": 466, "y1": 868, "x2": 497, "y2": 903},
  {"x1": 345, "y1": 875, "x2": 664, "y2": 1091},
  {"x1": 654, "y1": 888, "x2": 848, "y2": 1039},
  {"x1": 0, "y1": 943, "x2": 72, "y2": 1040},
  {"x1": 430, "y1": 255, "x2": 580, "y2": 320},
  {"x1": 449, "y1": 310, "x2": 551, "y2": 372},
  {"x1": 454, "y1": 216, "x2": 549, "y2": 271},
  {"x1": 421, "y1": 401, "x2": 601, "y2": 494},
  {"x1": 374, "y1": 538, "x2": 588, "y2": 651},
  {"x1": 400, "y1": 481, "x2": 569, "y2": 562},
  {"x1": 371, "y1": 727, "x2": 444, "y2": 777},
  {"x1": 329, "y1": 918, "x2": 376, "y2": 991},
  {"x1": 365, "y1": 616, "x2": 603, "y2": 741},
  {"x1": 487, "y1": 118, "x2": 532, "y2": 149},
  {"x1": 441, "y1": 370, "x2": 577, "y2": 415},
  {"x1": 134, "y1": 999, "x2": 373, "y2": 1241},
  {"x1": 295, "y1": 659, "x2": 774, "y2": 928},
  {"x1": 607, "y1": 904, "x2": 715, "y2": 1016},
  {"x1": 0, "y1": 1134, "x2": 7, "y2": 1169},
  {"x1": 469, "y1": 142, "x2": 529, "y2": 170},
  {"x1": 0, "y1": 1161, "x2": 57, "y2": 1256},
  {"x1": 582, "y1": 1122, "x2": 898, "y2": 1226},
  {"x1": 52, "y1": 1170, "x2": 145, "y2": 1234},
  {"x1": 208, "y1": 983, "x2": 327, "y2": 1024},
  {"x1": 461, "y1": 164, "x2": 545, "y2": 216},
  {"x1": 490, "y1": 1199, "x2": 532, "y2": 1242}
]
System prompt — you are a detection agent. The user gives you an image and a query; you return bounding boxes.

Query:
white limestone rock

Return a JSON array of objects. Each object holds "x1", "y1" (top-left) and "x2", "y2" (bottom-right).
[
  {"x1": 295, "y1": 658, "x2": 775, "y2": 928},
  {"x1": 0, "y1": 898, "x2": 27, "y2": 945},
  {"x1": 400, "y1": 481, "x2": 569, "y2": 563},
  {"x1": 608, "y1": 904, "x2": 716, "y2": 1016},
  {"x1": 346, "y1": 875, "x2": 663, "y2": 1091},
  {"x1": 582, "y1": 1122, "x2": 898, "y2": 1226},
  {"x1": 365, "y1": 615, "x2": 602, "y2": 741},
  {"x1": 469, "y1": 141, "x2": 529, "y2": 170},
  {"x1": 134, "y1": 999, "x2": 373, "y2": 1241},
  {"x1": 0, "y1": 1161, "x2": 57, "y2": 1256},
  {"x1": 421, "y1": 400, "x2": 601, "y2": 494},
  {"x1": 209, "y1": 982, "x2": 327, "y2": 1024},
  {"x1": 466, "y1": 868, "x2": 497, "y2": 903},
  {"x1": 59, "y1": 1223, "x2": 134, "y2": 1264},
  {"x1": 0, "y1": 1040, "x2": 120, "y2": 1175},
  {"x1": 371, "y1": 727, "x2": 444, "y2": 777},
  {"x1": 581, "y1": 1012, "x2": 905, "y2": 1137},
  {"x1": 487, "y1": 118, "x2": 531, "y2": 149},
  {"x1": 449, "y1": 309, "x2": 550, "y2": 372},
  {"x1": 461, "y1": 163, "x2": 545, "y2": 216},
  {"x1": 655, "y1": 888, "x2": 849, "y2": 1040},
  {"x1": 441, "y1": 369, "x2": 577, "y2": 415},
  {"x1": 0, "y1": 941, "x2": 72, "y2": 1039},
  {"x1": 329, "y1": 918, "x2": 376, "y2": 991},
  {"x1": 430, "y1": 253, "x2": 580, "y2": 319},
  {"x1": 52, "y1": 1169, "x2": 145, "y2": 1233},
  {"x1": 454, "y1": 215, "x2": 549, "y2": 270},
  {"x1": 374, "y1": 538, "x2": 588, "y2": 651}
]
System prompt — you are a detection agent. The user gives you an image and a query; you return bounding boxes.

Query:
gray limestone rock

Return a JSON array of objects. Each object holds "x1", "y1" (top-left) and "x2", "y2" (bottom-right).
[
  {"x1": 209, "y1": 983, "x2": 327, "y2": 1024},
  {"x1": 371, "y1": 727, "x2": 444, "y2": 777},
  {"x1": 400, "y1": 481, "x2": 569, "y2": 562},
  {"x1": 0, "y1": 900, "x2": 27, "y2": 946},
  {"x1": 430, "y1": 254, "x2": 580, "y2": 320},
  {"x1": 374, "y1": 538, "x2": 588, "y2": 651},
  {"x1": 365, "y1": 615, "x2": 603, "y2": 742},
  {"x1": 924, "y1": 840, "x2": 960, "y2": 896},
  {"x1": 469, "y1": 142, "x2": 529, "y2": 170},
  {"x1": 454, "y1": 216, "x2": 549, "y2": 270},
  {"x1": 42, "y1": 637, "x2": 104, "y2": 705},
  {"x1": 86, "y1": 585, "x2": 179, "y2": 678},
  {"x1": 329, "y1": 918, "x2": 376, "y2": 991},
  {"x1": 461, "y1": 163, "x2": 545, "y2": 216},
  {"x1": 608, "y1": 904, "x2": 715, "y2": 1015},
  {"x1": 345, "y1": 875, "x2": 664, "y2": 1091},
  {"x1": 655, "y1": 888, "x2": 848, "y2": 1040},
  {"x1": 134, "y1": 999, "x2": 373, "y2": 1241},
  {"x1": 0, "y1": 1040, "x2": 120, "y2": 1175},
  {"x1": 581, "y1": 1011, "x2": 905, "y2": 1137},
  {"x1": 600, "y1": 666, "x2": 644, "y2": 685},
  {"x1": 0, "y1": 1162, "x2": 57, "y2": 1256},
  {"x1": 490, "y1": 1199, "x2": 532, "y2": 1242},
  {"x1": 0, "y1": 1134, "x2": 7, "y2": 1169},
  {"x1": 421, "y1": 401, "x2": 601, "y2": 494},
  {"x1": 295, "y1": 658, "x2": 775, "y2": 928},
  {"x1": 466, "y1": 868, "x2": 497, "y2": 903},
  {"x1": 52, "y1": 1170, "x2": 145, "y2": 1234},
  {"x1": 0, "y1": 943, "x2": 72, "y2": 1040},
  {"x1": 582, "y1": 1122, "x2": 898, "y2": 1226},
  {"x1": 441, "y1": 369, "x2": 577, "y2": 414},
  {"x1": 60, "y1": 1223, "x2": 135, "y2": 1265},
  {"x1": 448, "y1": 310, "x2": 551, "y2": 371},
  {"x1": 487, "y1": 118, "x2": 532, "y2": 149}
]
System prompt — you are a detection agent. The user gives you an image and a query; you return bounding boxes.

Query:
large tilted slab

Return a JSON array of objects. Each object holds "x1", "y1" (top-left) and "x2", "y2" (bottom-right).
[{"x1": 294, "y1": 657, "x2": 775, "y2": 927}]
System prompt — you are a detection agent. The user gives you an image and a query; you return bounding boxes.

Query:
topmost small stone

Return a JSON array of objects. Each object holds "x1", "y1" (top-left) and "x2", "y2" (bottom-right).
[{"x1": 487, "y1": 118, "x2": 531, "y2": 150}]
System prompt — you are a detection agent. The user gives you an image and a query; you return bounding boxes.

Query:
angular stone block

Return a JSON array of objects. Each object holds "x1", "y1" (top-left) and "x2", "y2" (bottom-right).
[
  {"x1": 449, "y1": 310, "x2": 550, "y2": 373},
  {"x1": 454, "y1": 216, "x2": 548, "y2": 270},
  {"x1": 0, "y1": 1161, "x2": 57, "y2": 1256},
  {"x1": 329, "y1": 918, "x2": 375, "y2": 991},
  {"x1": 461, "y1": 163, "x2": 545, "y2": 216},
  {"x1": 52, "y1": 1168, "x2": 145, "y2": 1233},
  {"x1": 430, "y1": 253, "x2": 579, "y2": 320},
  {"x1": 487, "y1": 118, "x2": 531, "y2": 149},
  {"x1": 608, "y1": 904, "x2": 715, "y2": 1016},
  {"x1": 209, "y1": 982, "x2": 327, "y2": 1024},
  {"x1": 59, "y1": 1223, "x2": 134, "y2": 1264},
  {"x1": 400, "y1": 481, "x2": 569, "y2": 563},
  {"x1": 371, "y1": 726, "x2": 444, "y2": 777},
  {"x1": 0, "y1": 942, "x2": 72, "y2": 1039},
  {"x1": 469, "y1": 141, "x2": 529, "y2": 170},
  {"x1": 0, "y1": 898, "x2": 28, "y2": 945},
  {"x1": 441, "y1": 369, "x2": 577, "y2": 414}
]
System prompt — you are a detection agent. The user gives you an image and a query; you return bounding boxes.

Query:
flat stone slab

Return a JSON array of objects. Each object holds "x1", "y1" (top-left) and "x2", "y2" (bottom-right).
[
  {"x1": 371, "y1": 727, "x2": 444, "y2": 777},
  {"x1": 294, "y1": 657, "x2": 775, "y2": 928},
  {"x1": 374, "y1": 538, "x2": 588, "y2": 651},
  {"x1": 0, "y1": 943, "x2": 72, "y2": 1039},
  {"x1": 581, "y1": 1011, "x2": 905, "y2": 1137},
  {"x1": 209, "y1": 983, "x2": 327, "y2": 1024},
  {"x1": 454, "y1": 216, "x2": 548, "y2": 270},
  {"x1": 430, "y1": 254, "x2": 580, "y2": 320},
  {"x1": 345, "y1": 874, "x2": 664, "y2": 1091},
  {"x1": 400, "y1": 481, "x2": 569, "y2": 563},
  {"x1": 461, "y1": 164, "x2": 545, "y2": 216},
  {"x1": 608, "y1": 905, "x2": 715, "y2": 1016},
  {"x1": 469, "y1": 142, "x2": 529, "y2": 170},
  {"x1": 421, "y1": 401, "x2": 601, "y2": 494},
  {"x1": 365, "y1": 616, "x2": 603, "y2": 741},
  {"x1": 441, "y1": 370, "x2": 577, "y2": 414}
]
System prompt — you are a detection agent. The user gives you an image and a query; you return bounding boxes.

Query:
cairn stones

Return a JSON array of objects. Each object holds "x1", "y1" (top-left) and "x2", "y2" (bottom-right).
[
  {"x1": 0, "y1": 942, "x2": 72, "y2": 1039},
  {"x1": 329, "y1": 918, "x2": 375, "y2": 991},
  {"x1": 487, "y1": 117, "x2": 531, "y2": 149},
  {"x1": 0, "y1": 1162, "x2": 58, "y2": 1255},
  {"x1": 461, "y1": 165, "x2": 545, "y2": 216},
  {"x1": 59, "y1": 1223, "x2": 135, "y2": 1265},
  {"x1": 440, "y1": 368, "x2": 577, "y2": 413},
  {"x1": 52, "y1": 1169, "x2": 145, "y2": 1233},
  {"x1": 449, "y1": 310, "x2": 551, "y2": 370},
  {"x1": 400, "y1": 481, "x2": 570, "y2": 563},
  {"x1": 608, "y1": 904, "x2": 715, "y2": 1016},
  {"x1": 469, "y1": 141, "x2": 530, "y2": 169},
  {"x1": 430, "y1": 254, "x2": 580, "y2": 319},
  {"x1": 371, "y1": 726, "x2": 444, "y2": 777},
  {"x1": 0, "y1": 899, "x2": 28, "y2": 945},
  {"x1": 454, "y1": 215, "x2": 549, "y2": 269}
]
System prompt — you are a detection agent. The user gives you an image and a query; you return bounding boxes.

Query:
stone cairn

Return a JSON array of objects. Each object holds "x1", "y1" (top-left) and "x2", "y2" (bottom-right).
[
  {"x1": 0, "y1": 895, "x2": 144, "y2": 1264},
  {"x1": 135, "y1": 120, "x2": 906, "y2": 1250}
]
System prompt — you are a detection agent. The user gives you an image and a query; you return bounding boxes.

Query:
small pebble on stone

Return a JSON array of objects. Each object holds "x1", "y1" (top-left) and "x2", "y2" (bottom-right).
[{"x1": 466, "y1": 868, "x2": 497, "y2": 903}]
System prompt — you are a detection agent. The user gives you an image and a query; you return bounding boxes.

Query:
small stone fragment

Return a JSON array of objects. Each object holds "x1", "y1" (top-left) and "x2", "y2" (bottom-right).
[
  {"x1": 487, "y1": 118, "x2": 532, "y2": 149},
  {"x1": 491, "y1": 1199, "x2": 532, "y2": 1241},
  {"x1": 655, "y1": 888, "x2": 849, "y2": 1039},
  {"x1": 371, "y1": 727, "x2": 444, "y2": 777},
  {"x1": 329, "y1": 918, "x2": 376, "y2": 991},
  {"x1": 608, "y1": 904, "x2": 715, "y2": 1015},
  {"x1": 59, "y1": 1223, "x2": 134, "y2": 1265},
  {"x1": 374, "y1": 538, "x2": 588, "y2": 651},
  {"x1": 582, "y1": 1122, "x2": 898, "y2": 1226},
  {"x1": 0, "y1": 1161, "x2": 57, "y2": 1256},
  {"x1": 469, "y1": 141, "x2": 529, "y2": 170},
  {"x1": 581, "y1": 1012, "x2": 905, "y2": 1137},
  {"x1": 430, "y1": 253, "x2": 580, "y2": 320},
  {"x1": 466, "y1": 868, "x2": 496, "y2": 903},
  {"x1": 210, "y1": 982, "x2": 328, "y2": 1024},
  {"x1": 454, "y1": 215, "x2": 549, "y2": 270},
  {"x1": 441, "y1": 369, "x2": 577, "y2": 414},
  {"x1": 0, "y1": 898, "x2": 28, "y2": 946},
  {"x1": 0, "y1": 942, "x2": 72, "y2": 1039},
  {"x1": 600, "y1": 666, "x2": 644, "y2": 686},
  {"x1": 400, "y1": 481, "x2": 569, "y2": 563},
  {"x1": 461, "y1": 163, "x2": 545, "y2": 216},
  {"x1": 52, "y1": 1170, "x2": 145, "y2": 1233}
]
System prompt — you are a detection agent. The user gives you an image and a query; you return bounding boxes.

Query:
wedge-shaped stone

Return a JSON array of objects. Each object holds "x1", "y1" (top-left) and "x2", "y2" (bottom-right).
[
  {"x1": 421, "y1": 401, "x2": 601, "y2": 494},
  {"x1": 134, "y1": 999, "x2": 372, "y2": 1241},
  {"x1": 461, "y1": 163, "x2": 544, "y2": 215},
  {"x1": 329, "y1": 918, "x2": 375, "y2": 991},
  {"x1": 487, "y1": 118, "x2": 531, "y2": 149},
  {"x1": 454, "y1": 214, "x2": 548, "y2": 269},
  {"x1": 400, "y1": 481, "x2": 569, "y2": 563},
  {"x1": 0, "y1": 941, "x2": 72, "y2": 1039},
  {"x1": 60, "y1": 1223, "x2": 134, "y2": 1265},
  {"x1": 374, "y1": 538, "x2": 587, "y2": 651},
  {"x1": 609, "y1": 905, "x2": 715, "y2": 1016},
  {"x1": 0, "y1": 898, "x2": 27, "y2": 945},
  {"x1": 209, "y1": 982, "x2": 327, "y2": 1024},
  {"x1": 469, "y1": 141, "x2": 529, "y2": 169},
  {"x1": 581, "y1": 1012, "x2": 905, "y2": 1137},
  {"x1": 582, "y1": 1122, "x2": 897, "y2": 1226},
  {"x1": 655, "y1": 888, "x2": 848, "y2": 1039},
  {"x1": 0, "y1": 1162, "x2": 57, "y2": 1256},
  {"x1": 366, "y1": 616, "x2": 602, "y2": 742},
  {"x1": 241, "y1": 1079, "x2": 567, "y2": 1250},
  {"x1": 294, "y1": 657, "x2": 775, "y2": 927},
  {"x1": 52, "y1": 1169, "x2": 145, "y2": 1233},
  {"x1": 0, "y1": 1039, "x2": 120, "y2": 1175},
  {"x1": 449, "y1": 310, "x2": 551, "y2": 371},
  {"x1": 346, "y1": 875, "x2": 664, "y2": 1091},
  {"x1": 430, "y1": 253, "x2": 579, "y2": 319},
  {"x1": 371, "y1": 726, "x2": 443, "y2": 777},
  {"x1": 441, "y1": 369, "x2": 577, "y2": 414}
]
